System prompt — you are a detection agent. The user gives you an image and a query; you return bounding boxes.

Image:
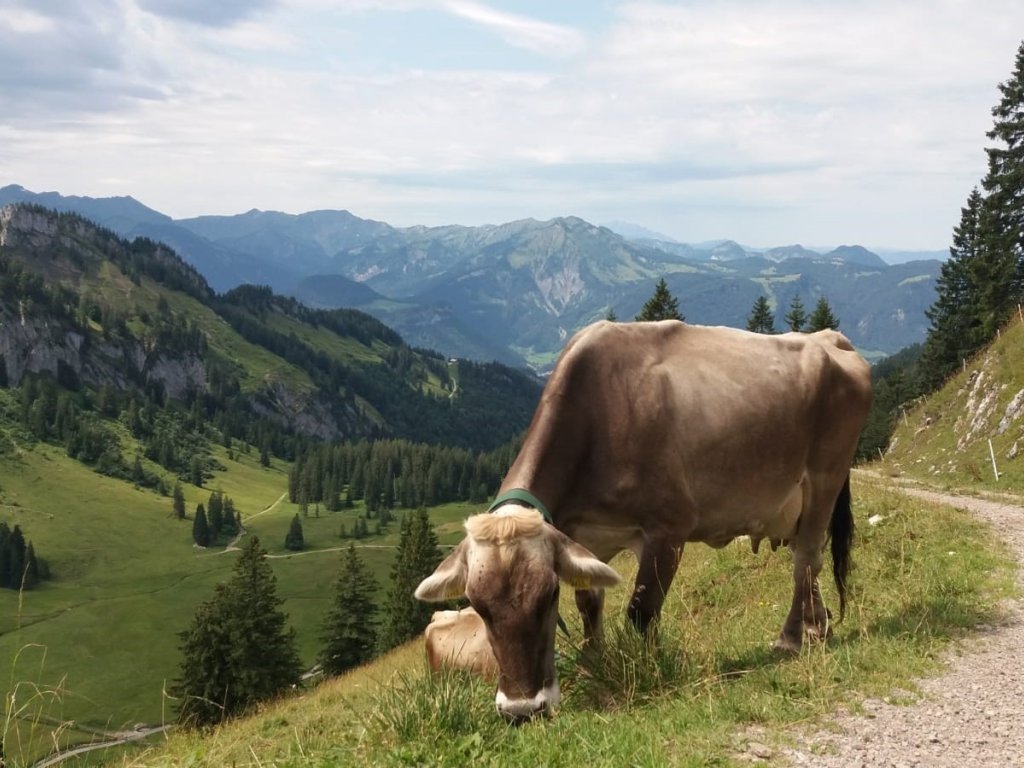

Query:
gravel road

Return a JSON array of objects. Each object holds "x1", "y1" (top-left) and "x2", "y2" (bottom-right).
[{"x1": 779, "y1": 484, "x2": 1024, "y2": 768}]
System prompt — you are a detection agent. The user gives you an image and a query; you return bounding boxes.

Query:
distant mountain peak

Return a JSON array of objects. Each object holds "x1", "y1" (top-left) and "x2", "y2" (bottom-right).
[{"x1": 604, "y1": 220, "x2": 679, "y2": 243}]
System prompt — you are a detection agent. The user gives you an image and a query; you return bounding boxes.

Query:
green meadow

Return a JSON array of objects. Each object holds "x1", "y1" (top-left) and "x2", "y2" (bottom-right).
[{"x1": 0, "y1": 439, "x2": 475, "y2": 765}]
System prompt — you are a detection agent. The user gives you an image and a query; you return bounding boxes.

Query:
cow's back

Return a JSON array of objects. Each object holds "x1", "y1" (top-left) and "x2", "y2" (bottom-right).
[{"x1": 507, "y1": 320, "x2": 871, "y2": 553}]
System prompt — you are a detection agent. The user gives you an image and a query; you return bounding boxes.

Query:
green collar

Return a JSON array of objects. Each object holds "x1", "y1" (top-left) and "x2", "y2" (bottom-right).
[{"x1": 487, "y1": 488, "x2": 553, "y2": 525}]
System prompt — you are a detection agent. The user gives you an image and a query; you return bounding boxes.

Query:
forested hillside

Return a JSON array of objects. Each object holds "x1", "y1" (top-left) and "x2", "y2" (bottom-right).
[{"x1": 0, "y1": 203, "x2": 540, "y2": 461}]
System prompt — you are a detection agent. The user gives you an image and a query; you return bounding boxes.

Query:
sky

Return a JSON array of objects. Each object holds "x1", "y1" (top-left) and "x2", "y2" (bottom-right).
[{"x1": 2, "y1": 1, "x2": 1023, "y2": 250}]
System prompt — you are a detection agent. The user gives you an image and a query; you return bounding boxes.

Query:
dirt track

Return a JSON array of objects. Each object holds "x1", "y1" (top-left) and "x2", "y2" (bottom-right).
[{"x1": 779, "y1": 480, "x2": 1024, "y2": 767}]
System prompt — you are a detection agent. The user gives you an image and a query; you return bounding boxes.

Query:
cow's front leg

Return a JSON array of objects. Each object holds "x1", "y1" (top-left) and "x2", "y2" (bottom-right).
[
  {"x1": 574, "y1": 586, "x2": 605, "y2": 642},
  {"x1": 627, "y1": 539, "x2": 682, "y2": 634}
]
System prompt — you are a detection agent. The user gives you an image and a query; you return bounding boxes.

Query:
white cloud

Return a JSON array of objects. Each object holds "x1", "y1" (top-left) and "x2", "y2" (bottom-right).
[{"x1": 441, "y1": 1, "x2": 586, "y2": 56}]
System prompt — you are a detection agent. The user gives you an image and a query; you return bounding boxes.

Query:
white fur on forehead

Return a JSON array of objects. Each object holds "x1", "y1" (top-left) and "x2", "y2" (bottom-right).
[{"x1": 464, "y1": 506, "x2": 545, "y2": 544}]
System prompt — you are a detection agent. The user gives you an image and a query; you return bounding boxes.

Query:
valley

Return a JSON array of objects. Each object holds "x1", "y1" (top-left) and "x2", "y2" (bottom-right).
[{"x1": 0, "y1": 434, "x2": 476, "y2": 759}]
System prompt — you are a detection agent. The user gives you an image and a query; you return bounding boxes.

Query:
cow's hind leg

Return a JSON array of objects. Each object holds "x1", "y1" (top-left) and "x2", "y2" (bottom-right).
[
  {"x1": 627, "y1": 539, "x2": 682, "y2": 634},
  {"x1": 774, "y1": 548, "x2": 828, "y2": 653}
]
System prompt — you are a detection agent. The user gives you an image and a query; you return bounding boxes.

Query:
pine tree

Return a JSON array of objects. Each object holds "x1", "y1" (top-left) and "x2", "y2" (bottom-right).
[
  {"x1": 784, "y1": 294, "x2": 808, "y2": 332},
  {"x1": 207, "y1": 491, "x2": 223, "y2": 537},
  {"x1": 378, "y1": 508, "x2": 442, "y2": 651},
  {"x1": 192, "y1": 505, "x2": 210, "y2": 547},
  {"x1": 605, "y1": 307, "x2": 618, "y2": 322},
  {"x1": 635, "y1": 277, "x2": 684, "y2": 322},
  {"x1": 980, "y1": 40, "x2": 1024, "y2": 315},
  {"x1": 746, "y1": 295, "x2": 776, "y2": 333},
  {"x1": 172, "y1": 481, "x2": 186, "y2": 520},
  {"x1": 189, "y1": 456, "x2": 204, "y2": 487},
  {"x1": 919, "y1": 188, "x2": 985, "y2": 389},
  {"x1": 807, "y1": 296, "x2": 840, "y2": 332},
  {"x1": 173, "y1": 536, "x2": 301, "y2": 727},
  {"x1": 284, "y1": 514, "x2": 305, "y2": 551},
  {"x1": 319, "y1": 545, "x2": 378, "y2": 676}
]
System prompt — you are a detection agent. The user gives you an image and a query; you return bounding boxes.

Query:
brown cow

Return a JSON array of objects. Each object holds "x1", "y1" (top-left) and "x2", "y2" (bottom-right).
[
  {"x1": 424, "y1": 608, "x2": 499, "y2": 680},
  {"x1": 416, "y1": 320, "x2": 872, "y2": 722}
]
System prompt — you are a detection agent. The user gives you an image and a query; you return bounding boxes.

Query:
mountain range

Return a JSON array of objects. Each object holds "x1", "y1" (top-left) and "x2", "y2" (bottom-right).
[{"x1": 0, "y1": 184, "x2": 944, "y2": 367}]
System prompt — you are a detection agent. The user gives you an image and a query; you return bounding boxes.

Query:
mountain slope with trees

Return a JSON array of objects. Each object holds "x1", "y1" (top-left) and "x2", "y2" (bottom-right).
[{"x1": 0, "y1": 203, "x2": 541, "y2": 456}]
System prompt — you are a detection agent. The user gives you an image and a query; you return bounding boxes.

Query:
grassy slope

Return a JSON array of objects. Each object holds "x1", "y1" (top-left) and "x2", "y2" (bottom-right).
[
  {"x1": 880, "y1": 313, "x2": 1024, "y2": 491},
  {"x1": 0, "y1": 431, "x2": 474, "y2": 764},
  {"x1": 92, "y1": 478, "x2": 1015, "y2": 768}
]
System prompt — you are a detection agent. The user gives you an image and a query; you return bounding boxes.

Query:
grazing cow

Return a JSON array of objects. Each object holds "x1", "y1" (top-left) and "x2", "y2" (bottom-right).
[
  {"x1": 416, "y1": 320, "x2": 872, "y2": 722},
  {"x1": 424, "y1": 608, "x2": 499, "y2": 680}
]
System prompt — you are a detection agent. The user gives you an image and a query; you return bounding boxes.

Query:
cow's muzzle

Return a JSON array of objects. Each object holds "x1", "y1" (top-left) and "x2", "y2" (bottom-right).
[{"x1": 495, "y1": 682, "x2": 560, "y2": 723}]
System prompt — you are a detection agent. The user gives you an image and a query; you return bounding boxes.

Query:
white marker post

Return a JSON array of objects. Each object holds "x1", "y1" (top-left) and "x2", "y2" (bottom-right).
[{"x1": 988, "y1": 439, "x2": 1000, "y2": 481}]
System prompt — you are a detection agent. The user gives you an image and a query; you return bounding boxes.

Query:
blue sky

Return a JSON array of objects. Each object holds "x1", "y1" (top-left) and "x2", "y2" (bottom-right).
[{"x1": 2, "y1": 0, "x2": 1023, "y2": 249}]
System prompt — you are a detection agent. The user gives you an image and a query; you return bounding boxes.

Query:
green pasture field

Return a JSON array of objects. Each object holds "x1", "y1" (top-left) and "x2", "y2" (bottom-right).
[
  {"x1": 93, "y1": 478, "x2": 1015, "y2": 768},
  {"x1": 0, "y1": 441, "x2": 479, "y2": 766}
]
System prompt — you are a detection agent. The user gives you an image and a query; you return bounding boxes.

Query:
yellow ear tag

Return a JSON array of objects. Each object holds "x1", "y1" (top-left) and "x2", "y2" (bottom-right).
[
  {"x1": 445, "y1": 589, "x2": 465, "y2": 600},
  {"x1": 570, "y1": 576, "x2": 591, "y2": 590}
]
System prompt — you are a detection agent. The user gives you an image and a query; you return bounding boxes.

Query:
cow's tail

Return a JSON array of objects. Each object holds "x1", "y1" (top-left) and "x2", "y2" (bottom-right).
[{"x1": 829, "y1": 475, "x2": 854, "y2": 622}]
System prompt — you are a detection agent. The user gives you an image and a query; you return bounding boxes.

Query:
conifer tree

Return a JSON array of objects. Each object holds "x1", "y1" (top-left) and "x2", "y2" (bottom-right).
[
  {"x1": 635, "y1": 277, "x2": 684, "y2": 322},
  {"x1": 919, "y1": 188, "x2": 985, "y2": 388},
  {"x1": 784, "y1": 294, "x2": 808, "y2": 332},
  {"x1": 173, "y1": 536, "x2": 301, "y2": 727},
  {"x1": 980, "y1": 40, "x2": 1024, "y2": 315},
  {"x1": 378, "y1": 508, "x2": 442, "y2": 651},
  {"x1": 192, "y1": 504, "x2": 210, "y2": 547},
  {"x1": 284, "y1": 514, "x2": 305, "y2": 551},
  {"x1": 920, "y1": 43, "x2": 1024, "y2": 390},
  {"x1": 807, "y1": 296, "x2": 840, "y2": 332},
  {"x1": 172, "y1": 481, "x2": 186, "y2": 520},
  {"x1": 319, "y1": 545, "x2": 378, "y2": 676},
  {"x1": 746, "y1": 295, "x2": 777, "y2": 333},
  {"x1": 208, "y1": 491, "x2": 224, "y2": 535}
]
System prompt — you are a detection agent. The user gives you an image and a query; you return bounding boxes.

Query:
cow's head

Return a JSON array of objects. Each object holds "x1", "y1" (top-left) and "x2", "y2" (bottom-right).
[{"x1": 415, "y1": 506, "x2": 620, "y2": 722}]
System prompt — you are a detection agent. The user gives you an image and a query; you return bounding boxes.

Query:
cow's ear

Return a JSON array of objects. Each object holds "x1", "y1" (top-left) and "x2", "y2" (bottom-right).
[
  {"x1": 415, "y1": 541, "x2": 469, "y2": 602},
  {"x1": 554, "y1": 535, "x2": 620, "y2": 590}
]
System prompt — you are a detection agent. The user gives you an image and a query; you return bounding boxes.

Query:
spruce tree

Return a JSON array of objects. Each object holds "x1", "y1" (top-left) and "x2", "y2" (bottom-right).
[
  {"x1": 784, "y1": 294, "x2": 808, "y2": 332},
  {"x1": 807, "y1": 296, "x2": 840, "y2": 332},
  {"x1": 319, "y1": 545, "x2": 378, "y2": 676},
  {"x1": 284, "y1": 514, "x2": 305, "y2": 551},
  {"x1": 980, "y1": 40, "x2": 1024, "y2": 316},
  {"x1": 172, "y1": 481, "x2": 186, "y2": 520},
  {"x1": 746, "y1": 295, "x2": 777, "y2": 334},
  {"x1": 635, "y1": 277, "x2": 684, "y2": 322},
  {"x1": 173, "y1": 536, "x2": 301, "y2": 727},
  {"x1": 378, "y1": 508, "x2": 442, "y2": 651},
  {"x1": 208, "y1": 491, "x2": 224, "y2": 535},
  {"x1": 919, "y1": 188, "x2": 985, "y2": 389},
  {"x1": 192, "y1": 505, "x2": 210, "y2": 547}
]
